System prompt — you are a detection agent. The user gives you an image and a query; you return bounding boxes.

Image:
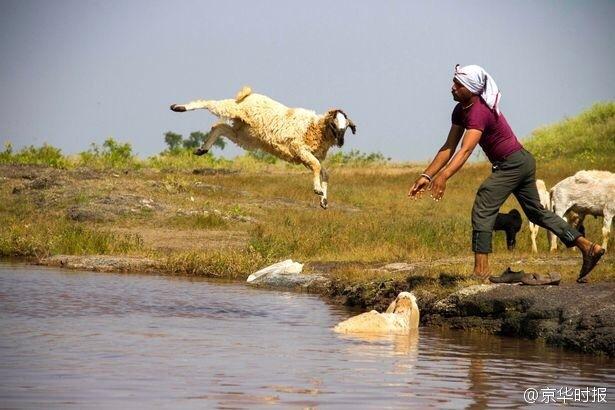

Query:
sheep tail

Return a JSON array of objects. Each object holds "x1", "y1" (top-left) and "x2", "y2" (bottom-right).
[{"x1": 235, "y1": 86, "x2": 252, "y2": 103}]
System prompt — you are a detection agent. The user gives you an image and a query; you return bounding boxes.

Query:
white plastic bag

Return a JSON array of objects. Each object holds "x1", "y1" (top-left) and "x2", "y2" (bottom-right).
[{"x1": 246, "y1": 259, "x2": 304, "y2": 283}]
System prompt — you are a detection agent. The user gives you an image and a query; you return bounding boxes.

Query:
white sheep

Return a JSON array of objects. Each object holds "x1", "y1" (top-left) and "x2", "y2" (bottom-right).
[
  {"x1": 333, "y1": 292, "x2": 420, "y2": 334},
  {"x1": 529, "y1": 179, "x2": 551, "y2": 253},
  {"x1": 531, "y1": 179, "x2": 585, "y2": 253},
  {"x1": 549, "y1": 170, "x2": 615, "y2": 252},
  {"x1": 170, "y1": 86, "x2": 356, "y2": 209}
]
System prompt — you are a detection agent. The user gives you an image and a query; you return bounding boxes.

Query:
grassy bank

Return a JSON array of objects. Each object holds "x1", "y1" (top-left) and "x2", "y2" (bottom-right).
[{"x1": 524, "y1": 101, "x2": 614, "y2": 170}]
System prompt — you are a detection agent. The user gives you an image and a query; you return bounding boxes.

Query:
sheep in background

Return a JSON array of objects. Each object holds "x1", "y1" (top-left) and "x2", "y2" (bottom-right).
[
  {"x1": 549, "y1": 170, "x2": 614, "y2": 252},
  {"x1": 531, "y1": 180, "x2": 586, "y2": 252},
  {"x1": 170, "y1": 86, "x2": 356, "y2": 209},
  {"x1": 493, "y1": 209, "x2": 522, "y2": 250}
]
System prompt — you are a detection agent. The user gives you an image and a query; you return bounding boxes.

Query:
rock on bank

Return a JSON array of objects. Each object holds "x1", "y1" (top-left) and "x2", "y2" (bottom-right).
[{"x1": 422, "y1": 283, "x2": 615, "y2": 356}]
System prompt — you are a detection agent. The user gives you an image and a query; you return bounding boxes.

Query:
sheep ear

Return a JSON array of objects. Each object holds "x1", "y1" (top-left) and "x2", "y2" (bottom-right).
[
  {"x1": 347, "y1": 118, "x2": 357, "y2": 134},
  {"x1": 385, "y1": 298, "x2": 397, "y2": 313}
]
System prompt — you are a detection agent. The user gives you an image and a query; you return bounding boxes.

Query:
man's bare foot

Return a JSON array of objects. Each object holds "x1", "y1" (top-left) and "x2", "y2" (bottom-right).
[{"x1": 474, "y1": 272, "x2": 491, "y2": 284}]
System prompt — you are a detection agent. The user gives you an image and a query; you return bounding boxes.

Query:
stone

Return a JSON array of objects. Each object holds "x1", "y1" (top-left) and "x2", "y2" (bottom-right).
[{"x1": 424, "y1": 282, "x2": 615, "y2": 356}]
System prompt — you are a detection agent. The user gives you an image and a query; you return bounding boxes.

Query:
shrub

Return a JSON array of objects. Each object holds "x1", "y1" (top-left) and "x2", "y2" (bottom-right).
[
  {"x1": 247, "y1": 149, "x2": 278, "y2": 164},
  {"x1": 78, "y1": 137, "x2": 140, "y2": 169},
  {"x1": 325, "y1": 149, "x2": 390, "y2": 167},
  {"x1": 163, "y1": 130, "x2": 225, "y2": 153},
  {"x1": 146, "y1": 148, "x2": 231, "y2": 170},
  {"x1": 0, "y1": 141, "x2": 70, "y2": 168}
]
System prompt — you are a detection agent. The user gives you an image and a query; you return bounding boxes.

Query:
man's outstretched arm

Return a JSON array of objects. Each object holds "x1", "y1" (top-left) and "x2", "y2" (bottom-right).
[
  {"x1": 409, "y1": 124, "x2": 464, "y2": 197},
  {"x1": 429, "y1": 128, "x2": 482, "y2": 200}
]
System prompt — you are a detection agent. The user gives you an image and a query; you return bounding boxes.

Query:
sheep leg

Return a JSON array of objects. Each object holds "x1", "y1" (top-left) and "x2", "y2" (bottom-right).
[
  {"x1": 170, "y1": 99, "x2": 242, "y2": 118},
  {"x1": 575, "y1": 213, "x2": 586, "y2": 237},
  {"x1": 505, "y1": 229, "x2": 517, "y2": 250},
  {"x1": 529, "y1": 222, "x2": 539, "y2": 253},
  {"x1": 549, "y1": 206, "x2": 568, "y2": 252},
  {"x1": 294, "y1": 148, "x2": 324, "y2": 198},
  {"x1": 603, "y1": 212, "x2": 612, "y2": 251},
  {"x1": 194, "y1": 123, "x2": 235, "y2": 156},
  {"x1": 320, "y1": 168, "x2": 329, "y2": 209}
]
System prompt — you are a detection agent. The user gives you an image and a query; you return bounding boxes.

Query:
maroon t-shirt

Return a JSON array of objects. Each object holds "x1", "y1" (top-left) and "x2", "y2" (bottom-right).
[{"x1": 452, "y1": 98, "x2": 523, "y2": 163}]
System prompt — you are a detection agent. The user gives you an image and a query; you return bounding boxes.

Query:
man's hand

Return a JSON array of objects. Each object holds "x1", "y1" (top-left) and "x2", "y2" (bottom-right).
[
  {"x1": 429, "y1": 174, "x2": 447, "y2": 201},
  {"x1": 408, "y1": 175, "x2": 431, "y2": 198}
]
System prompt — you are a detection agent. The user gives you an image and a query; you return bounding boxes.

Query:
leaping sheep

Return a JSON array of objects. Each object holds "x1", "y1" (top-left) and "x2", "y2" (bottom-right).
[{"x1": 170, "y1": 86, "x2": 356, "y2": 209}]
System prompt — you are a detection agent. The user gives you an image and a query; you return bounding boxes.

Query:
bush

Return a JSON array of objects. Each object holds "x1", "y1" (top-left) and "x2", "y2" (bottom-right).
[
  {"x1": 325, "y1": 149, "x2": 390, "y2": 167},
  {"x1": 163, "y1": 130, "x2": 225, "y2": 153},
  {"x1": 146, "y1": 148, "x2": 231, "y2": 170},
  {"x1": 0, "y1": 142, "x2": 70, "y2": 168},
  {"x1": 247, "y1": 149, "x2": 278, "y2": 164},
  {"x1": 78, "y1": 138, "x2": 140, "y2": 169}
]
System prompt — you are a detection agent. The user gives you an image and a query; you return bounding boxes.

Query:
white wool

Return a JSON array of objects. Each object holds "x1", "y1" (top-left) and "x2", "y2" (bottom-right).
[
  {"x1": 172, "y1": 87, "x2": 356, "y2": 209},
  {"x1": 334, "y1": 291, "x2": 420, "y2": 334},
  {"x1": 335, "y1": 111, "x2": 348, "y2": 129},
  {"x1": 550, "y1": 170, "x2": 614, "y2": 251}
]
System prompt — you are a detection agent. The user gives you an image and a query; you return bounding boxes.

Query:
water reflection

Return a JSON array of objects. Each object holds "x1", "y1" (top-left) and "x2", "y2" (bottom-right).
[
  {"x1": 338, "y1": 331, "x2": 420, "y2": 357},
  {"x1": 0, "y1": 263, "x2": 613, "y2": 409}
]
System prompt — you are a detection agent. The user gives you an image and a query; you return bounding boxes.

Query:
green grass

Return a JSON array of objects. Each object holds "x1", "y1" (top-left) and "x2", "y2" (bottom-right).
[
  {"x1": 163, "y1": 248, "x2": 268, "y2": 280},
  {"x1": 523, "y1": 101, "x2": 615, "y2": 168},
  {"x1": 0, "y1": 215, "x2": 143, "y2": 258}
]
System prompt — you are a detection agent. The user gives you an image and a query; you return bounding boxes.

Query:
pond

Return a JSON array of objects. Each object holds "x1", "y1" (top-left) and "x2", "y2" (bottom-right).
[{"x1": 0, "y1": 263, "x2": 612, "y2": 409}]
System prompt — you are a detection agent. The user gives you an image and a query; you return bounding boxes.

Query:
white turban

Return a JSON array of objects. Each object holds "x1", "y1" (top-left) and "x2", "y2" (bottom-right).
[{"x1": 454, "y1": 64, "x2": 501, "y2": 115}]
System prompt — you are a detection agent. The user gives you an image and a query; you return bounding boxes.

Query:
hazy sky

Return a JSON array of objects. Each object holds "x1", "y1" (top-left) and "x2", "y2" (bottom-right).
[{"x1": 1, "y1": 0, "x2": 613, "y2": 161}]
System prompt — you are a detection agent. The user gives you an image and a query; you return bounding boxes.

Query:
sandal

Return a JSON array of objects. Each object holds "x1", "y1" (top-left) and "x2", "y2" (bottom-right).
[
  {"x1": 577, "y1": 242, "x2": 605, "y2": 283},
  {"x1": 521, "y1": 272, "x2": 561, "y2": 286},
  {"x1": 489, "y1": 267, "x2": 526, "y2": 284}
]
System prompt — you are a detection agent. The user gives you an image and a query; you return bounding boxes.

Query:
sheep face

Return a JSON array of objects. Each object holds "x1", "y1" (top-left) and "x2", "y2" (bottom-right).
[{"x1": 326, "y1": 109, "x2": 356, "y2": 147}]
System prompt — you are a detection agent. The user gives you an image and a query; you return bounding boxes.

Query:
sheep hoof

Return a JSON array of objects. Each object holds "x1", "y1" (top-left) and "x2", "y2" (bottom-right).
[
  {"x1": 170, "y1": 104, "x2": 186, "y2": 112},
  {"x1": 193, "y1": 148, "x2": 208, "y2": 156},
  {"x1": 320, "y1": 198, "x2": 328, "y2": 209}
]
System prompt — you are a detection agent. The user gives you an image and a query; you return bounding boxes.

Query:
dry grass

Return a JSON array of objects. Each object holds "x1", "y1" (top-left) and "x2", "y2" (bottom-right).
[{"x1": 1, "y1": 161, "x2": 613, "y2": 289}]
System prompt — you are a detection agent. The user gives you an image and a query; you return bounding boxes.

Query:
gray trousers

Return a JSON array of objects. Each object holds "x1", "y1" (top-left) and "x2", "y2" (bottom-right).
[{"x1": 471, "y1": 149, "x2": 581, "y2": 253}]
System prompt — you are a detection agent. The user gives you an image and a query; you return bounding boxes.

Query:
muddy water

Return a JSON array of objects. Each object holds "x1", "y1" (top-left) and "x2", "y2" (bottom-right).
[{"x1": 0, "y1": 263, "x2": 613, "y2": 409}]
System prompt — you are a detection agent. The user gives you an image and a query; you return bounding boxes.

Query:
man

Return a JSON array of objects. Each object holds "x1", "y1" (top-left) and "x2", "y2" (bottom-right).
[{"x1": 408, "y1": 64, "x2": 605, "y2": 283}]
